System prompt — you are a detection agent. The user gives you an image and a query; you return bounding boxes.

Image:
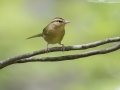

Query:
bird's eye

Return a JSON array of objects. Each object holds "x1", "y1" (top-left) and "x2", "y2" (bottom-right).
[{"x1": 58, "y1": 20, "x2": 62, "y2": 23}]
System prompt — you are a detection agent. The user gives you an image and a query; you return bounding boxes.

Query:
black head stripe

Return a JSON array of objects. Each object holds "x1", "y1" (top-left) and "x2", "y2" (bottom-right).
[
  {"x1": 51, "y1": 17, "x2": 64, "y2": 23},
  {"x1": 54, "y1": 17, "x2": 64, "y2": 20}
]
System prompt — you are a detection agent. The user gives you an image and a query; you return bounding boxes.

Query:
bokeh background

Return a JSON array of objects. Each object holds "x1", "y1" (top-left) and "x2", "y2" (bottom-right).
[{"x1": 0, "y1": 0, "x2": 120, "y2": 90}]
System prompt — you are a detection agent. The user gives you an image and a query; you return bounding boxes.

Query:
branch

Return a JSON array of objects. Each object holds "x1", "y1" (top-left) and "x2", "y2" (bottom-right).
[
  {"x1": 0, "y1": 37, "x2": 120, "y2": 69},
  {"x1": 14, "y1": 43, "x2": 120, "y2": 63}
]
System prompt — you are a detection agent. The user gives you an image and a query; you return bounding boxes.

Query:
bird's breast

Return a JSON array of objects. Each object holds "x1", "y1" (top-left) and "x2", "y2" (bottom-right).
[{"x1": 43, "y1": 28, "x2": 65, "y2": 44}]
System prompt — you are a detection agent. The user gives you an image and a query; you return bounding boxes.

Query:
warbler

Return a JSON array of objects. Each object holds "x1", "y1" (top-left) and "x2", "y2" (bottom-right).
[{"x1": 27, "y1": 17, "x2": 70, "y2": 52}]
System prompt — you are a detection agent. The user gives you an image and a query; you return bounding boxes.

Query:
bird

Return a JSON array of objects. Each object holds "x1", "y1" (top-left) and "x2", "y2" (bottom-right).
[{"x1": 27, "y1": 17, "x2": 70, "y2": 53}]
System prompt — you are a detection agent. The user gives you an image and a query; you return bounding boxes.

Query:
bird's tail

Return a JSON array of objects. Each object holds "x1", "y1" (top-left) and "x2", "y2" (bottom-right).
[{"x1": 26, "y1": 33, "x2": 43, "y2": 39}]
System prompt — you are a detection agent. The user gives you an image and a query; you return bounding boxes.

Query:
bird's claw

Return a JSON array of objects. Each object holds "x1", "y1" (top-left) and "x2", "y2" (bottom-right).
[
  {"x1": 61, "y1": 44, "x2": 65, "y2": 52},
  {"x1": 45, "y1": 47, "x2": 49, "y2": 54}
]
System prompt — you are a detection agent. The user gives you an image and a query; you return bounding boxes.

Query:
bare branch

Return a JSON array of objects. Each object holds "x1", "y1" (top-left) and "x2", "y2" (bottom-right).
[
  {"x1": 0, "y1": 37, "x2": 120, "y2": 69},
  {"x1": 13, "y1": 43, "x2": 120, "y2": 63}
]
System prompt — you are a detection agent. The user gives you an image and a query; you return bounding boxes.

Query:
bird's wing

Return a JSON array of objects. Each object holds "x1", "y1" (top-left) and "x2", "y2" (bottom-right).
[{"x1": 43, "y1": 25, "x2": 50, "y2": 35}]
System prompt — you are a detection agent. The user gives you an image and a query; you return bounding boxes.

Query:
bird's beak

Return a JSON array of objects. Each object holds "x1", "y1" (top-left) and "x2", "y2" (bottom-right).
[{"x1": 65, "y1": 20, "x2": 70, "y2": 24}]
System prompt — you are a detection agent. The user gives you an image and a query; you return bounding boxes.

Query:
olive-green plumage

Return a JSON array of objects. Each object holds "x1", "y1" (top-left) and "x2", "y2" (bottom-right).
[{"x1": 27, "y1": 17, "x2": 70, "y2": 52}]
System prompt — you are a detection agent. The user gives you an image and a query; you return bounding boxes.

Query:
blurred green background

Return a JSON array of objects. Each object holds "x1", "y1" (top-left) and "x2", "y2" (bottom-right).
[{"x1": 0, "y1": 0, "x2": 120, "y2": 90}]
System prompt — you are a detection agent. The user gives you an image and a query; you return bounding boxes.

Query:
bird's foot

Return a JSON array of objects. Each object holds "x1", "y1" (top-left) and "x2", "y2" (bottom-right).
[
  {"x1": 61, "y1": 44, "x2": 65, "y2": 52},
  {"x1": 45, "y1": 47, "x2": 50, "y2": 54},
  {"x1": 45, "y1": 43, "x2": 50, "y2": 54}
]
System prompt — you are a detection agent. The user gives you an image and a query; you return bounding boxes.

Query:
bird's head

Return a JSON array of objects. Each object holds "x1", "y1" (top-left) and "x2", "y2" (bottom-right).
[{"x1": 51, "y1": 17, "x2": 70, "y2": 28}]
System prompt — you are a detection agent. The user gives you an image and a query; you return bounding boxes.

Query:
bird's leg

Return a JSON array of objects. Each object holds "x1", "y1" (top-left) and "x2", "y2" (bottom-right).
[
  {"x1": 45, "y1": 43, "x2": 49, "y2": 53},
  {"x1": 59, "y1": 43, "x2": 65, "y2": 52}
]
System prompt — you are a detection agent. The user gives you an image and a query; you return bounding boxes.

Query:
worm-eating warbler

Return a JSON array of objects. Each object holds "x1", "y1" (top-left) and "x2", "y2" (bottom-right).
[{"x1": 27, "y1": 17, "x2": 70, "y2": 52}]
